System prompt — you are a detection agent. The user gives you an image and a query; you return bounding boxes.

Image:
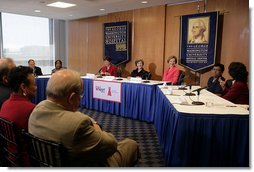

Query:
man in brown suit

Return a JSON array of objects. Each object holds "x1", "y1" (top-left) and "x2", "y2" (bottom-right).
[{"x1": 28, "y1": 69, "x2": 139, "y2": 166}]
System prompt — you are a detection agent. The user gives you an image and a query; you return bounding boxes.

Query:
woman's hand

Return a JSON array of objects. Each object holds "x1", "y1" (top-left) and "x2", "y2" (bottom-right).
[{"x1": 219, "y1": 77, "x2": 226, "y2": 90}]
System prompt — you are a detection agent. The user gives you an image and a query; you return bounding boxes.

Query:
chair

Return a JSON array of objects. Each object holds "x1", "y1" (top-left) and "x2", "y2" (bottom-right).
[
  {"x1": 23, "y1": 131, "x2": 68, "y2": 167},
  {"x1": 176, "y1": 70, "x2": 185, "y2": 85},
  {"x1": 0, "y1": 117, "x2": 24, "y2": 167},
  {"x1": 146, "y1": 72, "x2": 152, "y2": 80}
]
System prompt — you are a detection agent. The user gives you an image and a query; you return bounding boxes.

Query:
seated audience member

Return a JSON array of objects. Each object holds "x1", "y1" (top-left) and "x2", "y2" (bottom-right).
[
  {"x1": 162, "y1": 56, "x2": 180, "y2": 84},
  {"x1": 52, "y1": 59, "x2": 64, "y2": 74},
  {"x1": 131, "y1": 59, "x2": 150, "y2": 80},
  {"x1": 219, "y1": 62, "x2": 249, "y2": 104},
  {"x1": 100, "y1": 56, "x2": 118, "y2": 77},
  {"x1": 28, "y1": 59, "x2": 43, "y2": 76},
  {"x1": 0, "y1": 66, "x2": 37, "y2": 166},
  {"x1": 207, "y1": 63, "x2": 225, "y2": 96},
  {"x1": 28, "y1": 69, "x2": 139, "y2": 167},
  {"x1": 0, "y1": 59, "x2": 14, "y2": 109}
]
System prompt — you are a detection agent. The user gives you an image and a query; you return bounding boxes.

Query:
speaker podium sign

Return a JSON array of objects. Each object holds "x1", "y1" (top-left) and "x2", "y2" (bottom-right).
[
  {"x1": 93, "y1": 80, "x2": 122, "y2": 103},
  {"x1": 180, "y1": 12, "x2": 219, "y2": 71}
]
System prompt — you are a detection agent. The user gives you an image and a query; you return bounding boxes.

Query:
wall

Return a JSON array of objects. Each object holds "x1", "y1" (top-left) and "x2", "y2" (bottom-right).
[{"x1": 68, "y1": 0, "x2": 249, "y2": 86}]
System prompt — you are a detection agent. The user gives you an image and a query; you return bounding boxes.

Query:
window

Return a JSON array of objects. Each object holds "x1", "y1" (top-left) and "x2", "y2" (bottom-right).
[{"x1": 1, "y1": 13, "x2": 54, "y2": 74}]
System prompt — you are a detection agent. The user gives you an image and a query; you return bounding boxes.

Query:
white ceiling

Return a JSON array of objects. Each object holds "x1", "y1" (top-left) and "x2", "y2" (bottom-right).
[{"x1": 0, "y1": 0, "x2": 197, "y2": 20}]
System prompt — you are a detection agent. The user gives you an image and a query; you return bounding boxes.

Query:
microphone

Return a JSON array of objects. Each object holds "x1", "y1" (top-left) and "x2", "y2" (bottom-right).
[
  {"x1": 192, "y1": 86, "x2": 208, "y2": 93},
  {"x1": 191, "y1": 86, "x2": 207, "y2": 105}
]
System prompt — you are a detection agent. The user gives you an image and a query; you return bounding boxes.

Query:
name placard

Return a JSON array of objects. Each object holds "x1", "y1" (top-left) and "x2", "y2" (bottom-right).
[{"x1": 93, "y1": 80, "x2": 122, "y2": 103}]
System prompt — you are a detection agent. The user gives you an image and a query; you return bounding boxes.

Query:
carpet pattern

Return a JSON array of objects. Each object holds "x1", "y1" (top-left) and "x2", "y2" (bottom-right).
[{"x1": 81, "y1": 109, "x2": 165, "y2": 167}]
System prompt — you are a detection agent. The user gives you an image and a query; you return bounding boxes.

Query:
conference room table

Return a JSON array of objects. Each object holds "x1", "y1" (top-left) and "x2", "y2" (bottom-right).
[{"x1": 34, "y1": 75, "x2": 249, "y2": 167}]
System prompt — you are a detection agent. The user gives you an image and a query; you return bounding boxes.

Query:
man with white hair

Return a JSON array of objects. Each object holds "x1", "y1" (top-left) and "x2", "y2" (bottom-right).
[
  {"x1": 28, "y1": 69, "x2": 139, "y2": 167},
  {"x1": 188, "y1": 19, "x2": 208, "y2": 44}
]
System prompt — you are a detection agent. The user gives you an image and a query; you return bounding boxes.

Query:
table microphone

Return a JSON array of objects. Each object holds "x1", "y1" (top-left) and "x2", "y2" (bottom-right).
[
  {"x1": 191, "y1": 86, "x2": 207, "y2": 105},
  {"x1": 185, "y1": 85, "x2": 196, "y2": 96}
]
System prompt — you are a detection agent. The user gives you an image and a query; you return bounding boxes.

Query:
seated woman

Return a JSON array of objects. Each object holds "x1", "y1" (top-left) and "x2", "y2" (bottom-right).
[
  {"x1": 162, "y1": 56, "x2": 180, "y2": 84},
  {"x1": 52, "y1": 60, "x2": 64, "y2": 74},
  {"x1": 219, "y1": 62, "x2": 249, "y2": 105},
  {"x1": 0, "y1": 66, "x2": 37, "y2": 166},
  {"x1": 207, "y1": 63, "x2": 225, "y2": 96},
  {"x1": 100, "y1": 56, "x2": 118, "y2": 77},
  {"x1": 131, "y1": 59, "x2": 150, "y2": 80}
]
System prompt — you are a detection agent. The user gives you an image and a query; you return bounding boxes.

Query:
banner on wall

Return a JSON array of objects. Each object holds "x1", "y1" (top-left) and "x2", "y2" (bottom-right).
[
  {"x1": 93, "y1": 80, "x2": 122, "y2": 103},
  {"x1": 179, "y1": 11, "x2": 219, "y2": 71},
  {"x1": 104, "y1": 21, "x2": 130, "y2": 65}
]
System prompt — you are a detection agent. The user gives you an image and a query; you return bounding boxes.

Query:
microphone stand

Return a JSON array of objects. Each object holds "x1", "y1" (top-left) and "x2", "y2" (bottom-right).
[
  {"x1": 192, "y1": 90, "x2": 205, "y2": 105},
  {"x1": 185, "y1": 85, "x2": 196, "y2": 96}
]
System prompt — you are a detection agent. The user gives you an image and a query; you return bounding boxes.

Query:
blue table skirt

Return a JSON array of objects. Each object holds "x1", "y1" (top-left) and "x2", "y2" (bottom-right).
[
  {"x1": 32, "y1": 78, "x2": 50, "y2": 104},
  {"x1": 154, "y1": 88, "x2": 249, "y2": 167},
  {"x1": 81, "y1": 79, "x2": 157, "y2": 123}
]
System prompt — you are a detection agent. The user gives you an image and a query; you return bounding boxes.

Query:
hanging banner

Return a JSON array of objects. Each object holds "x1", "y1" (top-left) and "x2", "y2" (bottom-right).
[
  {"x1": 104, "y1": 21, "x2": 130, "y2": 65},
  {"x1": 93, "y1": 80, "x2": 122, "y2": 103},
  {"x1": 179, "y1": 11, "x2": 219, "y2": 71}
]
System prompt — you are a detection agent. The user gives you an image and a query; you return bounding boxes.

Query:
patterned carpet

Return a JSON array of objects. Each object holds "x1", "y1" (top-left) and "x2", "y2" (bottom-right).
[{"x1": 81, "y1": 109, "x2": 165, "y2": 167}]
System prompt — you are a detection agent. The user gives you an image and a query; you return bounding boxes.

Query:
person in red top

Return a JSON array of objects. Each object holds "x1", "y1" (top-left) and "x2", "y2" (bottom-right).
[
  {"x1": 219, "y1": 62, "x2": 249, "y2": 105},
  {"x1": 0, "y1": 66, "x2": 37, "y2": 166},
  {"x1": 162, "y1": 56, "x2": 180, "y2": 84},
  {"x1": 100, "y1": 56, "x2": 118, "y2": 77}
]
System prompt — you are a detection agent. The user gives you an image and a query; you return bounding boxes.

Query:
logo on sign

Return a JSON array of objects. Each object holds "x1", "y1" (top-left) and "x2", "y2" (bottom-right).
[
  {"x1": 108, "y1": 87, "x2": 112, "y2": 96},
  {"x1": 96, "y1": 86, "x2": 105, "y2": 93}
]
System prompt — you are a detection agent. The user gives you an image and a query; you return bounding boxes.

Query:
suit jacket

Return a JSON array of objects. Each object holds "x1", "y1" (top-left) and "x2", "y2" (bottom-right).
[
  {"x1": 0, "y1": 83, "x2": 12, "y2": 109},
  {"x1": 101, "y1": 65, "x2": 118, "y2": 77},
  {"x1": 207, "y1": 76, "x2": 225, "y2": 95},
  {"x1": 33, "y1": 66, "x2": 43, "y2": 76},
  {"x1": 222, "y1": 81, "x2": 249, "y2": 105},
  {"x1": 131, "y1": 68, "x2": 150, "y2": 80},
  {"x1": 28, "y1": 100, "x2": 118, "y2": 166},
  {"x1": 162, "y1": 66, "x2": 180, "y2": 84}
]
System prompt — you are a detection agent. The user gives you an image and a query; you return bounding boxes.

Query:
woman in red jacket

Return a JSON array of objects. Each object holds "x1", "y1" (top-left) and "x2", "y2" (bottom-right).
[
  {"x1": 219, "y1": 62, "x2": 249, "y2": 105},
  {"x1": 162, "y1": 56, "x2": 180, "y2": 84},
  {"x1": 0, "y1": 66, "x2": 37, "y2": 166},
  {"x1": 100, "y1": 56, "x2": 118, "y2": 77}
]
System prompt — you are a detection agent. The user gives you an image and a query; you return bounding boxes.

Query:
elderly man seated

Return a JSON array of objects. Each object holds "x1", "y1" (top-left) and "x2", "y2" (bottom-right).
[{"x1": 28, "y1": 69, "x2": 139, "y2": 167}]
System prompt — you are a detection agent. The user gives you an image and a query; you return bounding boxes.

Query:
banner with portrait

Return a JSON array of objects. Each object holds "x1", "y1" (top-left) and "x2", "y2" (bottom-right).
[
  {"x1": 104, "y1": 21, "x2": 130, "y2": 65},
  {"x1": 179, "y1": 11, "x2": 219, "y2": 71}
]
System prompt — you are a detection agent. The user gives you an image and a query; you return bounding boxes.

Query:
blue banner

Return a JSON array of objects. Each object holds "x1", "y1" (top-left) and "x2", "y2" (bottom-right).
[
  {"x1": 180, "y1": 12, "x2": 219, "y2": 71},
  {"x1": 104, "y1": 21, "x2": 130, "y2": 65}
]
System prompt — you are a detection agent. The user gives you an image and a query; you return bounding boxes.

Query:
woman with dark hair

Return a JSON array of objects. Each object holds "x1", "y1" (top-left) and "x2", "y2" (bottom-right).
[
  {"x1": 131, "y1": 59, "x2": 150, "y2": 80},
  {"x1": 162, "y1": 56, "x2": 180, "y2": 84},
  {"x1": 219, "y1": 62, "x2": 249, "y2": 104},
  {"x1": 100, "y1": 56, "x2": 118, "y2": 77},
  {"x1": 52, "y1": 60, "x2": 63, "y2": 74},
  {"x1": 0, "y1": 66, "x2": 37, "y2": 166}
]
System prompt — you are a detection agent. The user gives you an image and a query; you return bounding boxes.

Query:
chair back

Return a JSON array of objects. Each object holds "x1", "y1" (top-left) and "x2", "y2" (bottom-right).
[
  {"x1": 0, "y1": 117, "x2": 24, "y2": 166},
  {"x1": 177, "y1": 70, "x2": 185, "y2": 85},
  {"x1": 23, "y1": 131, "x2": 68, "y2": 167}
]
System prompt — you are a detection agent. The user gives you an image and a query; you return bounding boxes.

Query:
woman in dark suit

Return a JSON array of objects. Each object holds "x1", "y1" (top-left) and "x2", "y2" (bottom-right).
[
  {"x1": 220, "y1": 62, "x2": 249, "y2": 105},
  {"x1": 131, "y1": 59, "x2": 150, "y2": 80}
]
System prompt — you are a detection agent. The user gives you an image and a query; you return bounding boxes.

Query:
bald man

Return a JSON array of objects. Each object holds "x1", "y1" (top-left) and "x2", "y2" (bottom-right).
[
  {"x1": 0, "y1": 58, "x2": 15, "y2": 108},
  {"x1": 28, "y1": 69, "x2": 139, "y2": 167}
]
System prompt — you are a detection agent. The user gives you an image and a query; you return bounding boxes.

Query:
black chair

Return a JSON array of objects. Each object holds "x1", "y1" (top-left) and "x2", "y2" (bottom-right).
[
  {"x1": 146, "y1": 72, "x2": 152, "y2": 80},
  {"x1": 176, "y1": 70, "x2": 185, "y2": 85},
  {"x1": 23, "y1": 131, "x2": 68, "y2": 167},
  {"x1": 0, "y1": 117, "x2": 25, "y2": 167}
]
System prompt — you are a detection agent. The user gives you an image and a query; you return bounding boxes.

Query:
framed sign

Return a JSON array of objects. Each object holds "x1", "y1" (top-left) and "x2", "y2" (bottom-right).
[
  {"x1": 180, "y1": 11, "x2": 219, "y2": 71},
  {"x1": 104, "y1": 21, "x2": 130, "y2": 65}
]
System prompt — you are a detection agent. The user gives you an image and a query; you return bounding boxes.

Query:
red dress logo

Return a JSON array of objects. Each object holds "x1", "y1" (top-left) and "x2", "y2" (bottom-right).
[{"x1": 108, "y1": 87, "x2": 112, "y2": 96}]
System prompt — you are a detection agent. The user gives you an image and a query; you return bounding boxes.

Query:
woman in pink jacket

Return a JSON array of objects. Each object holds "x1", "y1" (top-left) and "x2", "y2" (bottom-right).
[{"x1": 162, "y1": 56, "x2": 180, "y2": 84}]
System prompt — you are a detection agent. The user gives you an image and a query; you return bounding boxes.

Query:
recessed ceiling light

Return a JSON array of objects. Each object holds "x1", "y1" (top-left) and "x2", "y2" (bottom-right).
[
  {"x1": 34, "y1": 10, "x2": 41, "y2": 13},
  {"x1": 100, "y1": 8, "x2": 105, "y2": 11},
  {"x1": 141, "y1": 1, "x2": 148, "y2": 3},
  {"x1": 69, "y1": 14, "x2": 73, "y2": 16},
  {"x1": 47, "y1": 1, "x2": 76, "y2": 8}
]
